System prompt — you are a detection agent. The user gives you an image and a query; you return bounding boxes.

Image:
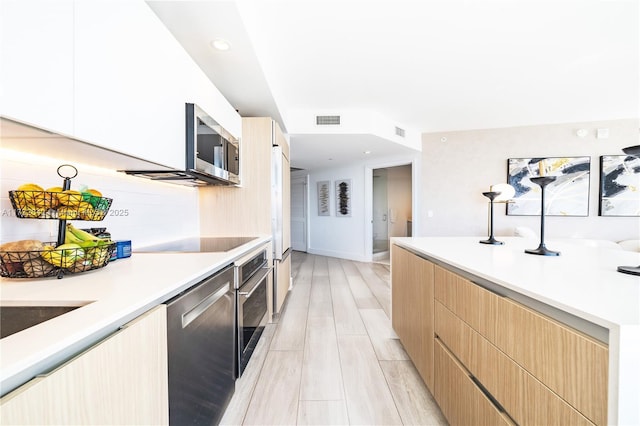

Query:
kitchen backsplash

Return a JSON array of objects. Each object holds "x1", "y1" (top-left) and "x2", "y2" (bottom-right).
[{"x1": 0, "y1": 150, "x2": 199, "y2": 248}]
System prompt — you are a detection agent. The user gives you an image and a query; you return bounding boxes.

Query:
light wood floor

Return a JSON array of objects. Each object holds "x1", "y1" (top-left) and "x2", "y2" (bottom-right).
[{"x1": 221, "y1": 252, "x2": 447, "y2": 426}]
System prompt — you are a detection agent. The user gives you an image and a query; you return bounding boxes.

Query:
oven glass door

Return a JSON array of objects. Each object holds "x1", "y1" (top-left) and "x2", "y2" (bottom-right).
[{"x1": 237, "y1": 266, "x2": 270, "y2": 376}]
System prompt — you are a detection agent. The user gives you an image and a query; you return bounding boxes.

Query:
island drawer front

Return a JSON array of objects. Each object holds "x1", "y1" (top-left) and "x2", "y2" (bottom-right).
[
  {"x1": 434, "y1": 263, "x2": 608, "y2": 425},
  {"x1": 434, "y1": 264, "x2": 498, "y2": 342},
  {"x1": 434, "y1": 338, "x2": 514, "y2": 426},
  {"x1": 390, "y1": 245, "x2": 434, "y2": 390},
  {"x1": 495, "y1": 297, "x2": 608, "y2": 426},
  {"x1": 435, "y1": 301, "x2": 594, "y2": 426}
]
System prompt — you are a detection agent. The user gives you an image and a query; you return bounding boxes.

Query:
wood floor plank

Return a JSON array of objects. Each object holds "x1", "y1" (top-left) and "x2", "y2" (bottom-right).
[
  {"x1": 314, "y1": 255, "x2": 329, "y2": 276},
  {"x1": 346, "y1": 274, "x2": 381, "y2": 309},
  {"x1": 270, "y1": 283, "x2": 311, "y2": 351},
  {"x1": 359, "y1": 308, "x2": 409, "y2": 361},
  {"x1": 308, "y1": 276, "x2": 333, "y2": 318},
  {"x1": 297, "y1": 400, "x2": 349, "y2": 426},
  {"x1": 339, "y1": 258, "x2": 361, "y2": 278},
  {"x1": 327, "y1": 257, "x2": 349, "y2": 287},
  {"x1": 295, "y1": 254, "x2": 316, "y2": 286},
  {"x1": 371, "y1": 262, "x2": 391, "y2": 281},
  {"x1": 243, "y1": 350, "x2": 303, "y2": 425},
  {"x1": 220, "y1": 324, "x2": 277, "y2": 426},
  {"x1": 300, "y1": 316, "x2": 344, "y2": 401},
  {"x1": 337, "y1": 335, "x2": 403, "y2": 425},
  {"x1": 380, "y1": 360, "x2": 447, "y2": 426},
  {"x1": 291, "y1": 251, "x2": 306, "y2": 280},
  {"x1": 354, "y1": 261, "x2": 392, "y2": 316},
  {"x1": 331, "y1": 284, "x2": 367, "y2": 336}
]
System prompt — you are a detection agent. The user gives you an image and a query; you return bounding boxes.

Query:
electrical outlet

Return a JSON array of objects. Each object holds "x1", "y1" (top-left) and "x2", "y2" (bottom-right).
[{"x1": 596, "y1": 128, "x2": 609, "y2": 139}]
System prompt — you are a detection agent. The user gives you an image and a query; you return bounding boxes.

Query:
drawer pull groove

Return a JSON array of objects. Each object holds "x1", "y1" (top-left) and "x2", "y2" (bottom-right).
[{"x1": 469, "y1": 374, "x2": 517, "y2": 424}]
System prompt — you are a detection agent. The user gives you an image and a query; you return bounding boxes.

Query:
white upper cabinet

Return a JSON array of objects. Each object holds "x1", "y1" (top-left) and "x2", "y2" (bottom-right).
[
  {"x1": 73, "y1": 1, "x2": 191, "y2": 169},
  {"x1": 0, "y1": 0, "x2": 74, "y2": 136},
  {"x1": 1, "y1": 0, "x2": 240, "y2": 169}
]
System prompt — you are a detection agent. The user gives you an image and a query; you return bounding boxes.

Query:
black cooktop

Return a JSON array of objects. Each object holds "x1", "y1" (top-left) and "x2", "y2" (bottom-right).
[{"x1": 136, "y1": 237, "x2": 258, "y2": 253}]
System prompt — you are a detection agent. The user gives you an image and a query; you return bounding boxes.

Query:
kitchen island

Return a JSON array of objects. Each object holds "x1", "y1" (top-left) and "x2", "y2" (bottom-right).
[
  {"x1": 0, "y1": 235, "x2": 271, "y2": 400},
  {"x1": 392, "y1": 237, "x2": 639, "y2": 426}
]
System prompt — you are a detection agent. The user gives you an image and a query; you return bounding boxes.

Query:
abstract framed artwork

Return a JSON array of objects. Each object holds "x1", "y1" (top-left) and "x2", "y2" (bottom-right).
[
  {"x1": 506, "y1": 156, "x2": 591, "y2": 216},
  {"x1": 317, "y1": 180, "x2": 330, "y2": 216},
  {"x1": 599, "y1": 155, "x2": 640, "y2": 216},
  {"x1": 335, "y1": 179, "x2": 352, "y2": 217}
]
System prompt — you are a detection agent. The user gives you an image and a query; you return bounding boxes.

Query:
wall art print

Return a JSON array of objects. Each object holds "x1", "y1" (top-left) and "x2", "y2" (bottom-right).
[
  {"x1": 335, "y1": 179, "x2": 352, "y2": 217},
  {"x1": 599, "y1": 155, "x2": 640, "y2": 216},
  {"x1": 506, "y1": 156, "x2": 590, "y2": 216},
  {"x1": 317, "y1": 180, "x2": 330, "y2": 216}
]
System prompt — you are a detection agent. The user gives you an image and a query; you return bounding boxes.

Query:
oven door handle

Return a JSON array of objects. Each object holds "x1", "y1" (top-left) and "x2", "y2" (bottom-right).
[{"x1": 239, "y1": 266, "x2": 271, "y2": 298}]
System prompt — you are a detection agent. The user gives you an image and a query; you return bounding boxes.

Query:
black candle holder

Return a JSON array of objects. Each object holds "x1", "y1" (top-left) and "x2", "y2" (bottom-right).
[
  {"x1": 617, "y1": 145, "x2": 640, "y2": 275},
  {"x1": 525, "y1": 176, "x2": 560, "y2": 256},
  {"x1": 479, "y1": 191, "x2": 503, "y2": 245}
]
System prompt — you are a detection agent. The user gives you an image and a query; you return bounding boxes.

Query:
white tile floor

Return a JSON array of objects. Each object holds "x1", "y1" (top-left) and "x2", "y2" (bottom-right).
[{"x1": 220, "y1": 252, "x2": 447, "y2": 425}]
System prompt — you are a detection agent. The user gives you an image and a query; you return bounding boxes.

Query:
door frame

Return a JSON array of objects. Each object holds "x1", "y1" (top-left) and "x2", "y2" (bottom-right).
[
  {"x1": 364, "y1": 158, "x2": 419, "y2": 262},
  {"x1": 290, "y1": 173, "x2": 309, "y2": 252}
]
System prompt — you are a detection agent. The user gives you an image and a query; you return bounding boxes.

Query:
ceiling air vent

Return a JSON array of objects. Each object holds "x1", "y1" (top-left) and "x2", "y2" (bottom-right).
[
  {"x1": 395, "y1": 126, "x2": 405, "y2": 138},
  {"x1": 316, "y1": 115, "x2": 341, "y2": 125}
]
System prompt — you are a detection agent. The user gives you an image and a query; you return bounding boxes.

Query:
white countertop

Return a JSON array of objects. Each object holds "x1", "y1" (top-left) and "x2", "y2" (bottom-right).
[
  {"x1": 0, "y1": 235, "x2": 271, "y2": 396},
  {"x1": 393, "y1": 237, "x2": 640, "y2": 329},
  {"x1": 392, "y1": 236, "x2": 640, "y2": 425}
]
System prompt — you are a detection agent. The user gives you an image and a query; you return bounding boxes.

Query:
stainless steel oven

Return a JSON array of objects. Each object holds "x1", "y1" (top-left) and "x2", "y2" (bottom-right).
[{"x1": 235, "y1": 248, "x2": 271, "y2": 377}]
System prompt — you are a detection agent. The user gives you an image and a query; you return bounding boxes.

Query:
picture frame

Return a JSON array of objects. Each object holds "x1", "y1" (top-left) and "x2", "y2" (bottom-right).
[
  {"x1": 335, "y1": 178, "x2": 352, "y2": 217},
  {"x1": 599, "y1": 154, "x2": 640, "y2": 216},
  {"x1": 317, "y1": 180, "x2": 330, "y2": 216},
  {"x1": 506, "y1": 156, "x2": 590, "y2": 216}
]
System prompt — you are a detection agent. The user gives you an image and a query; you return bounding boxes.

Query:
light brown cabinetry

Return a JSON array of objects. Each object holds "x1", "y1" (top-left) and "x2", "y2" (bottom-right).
[
  {"x1": 434, "y1": 265, "x2": 608, "y2": 426},
  {"x1": 390, "y1": 245, "x2": 434, "y2": 390},
  {"x1": 200, "y1": 117, "x2": 273, "y2": 236},
  {"x1": 0, "y1": 305, "x2": 169, "y2": 425},
  {"x1": 434, "y1": 339, "x2": 514, "y2": 426},
  {"x1": 391, "y1": 244, "x2": 609, "y2": 426},
  {"x1": 495, "y1": 297, "x2": 608, "y2": 425}
]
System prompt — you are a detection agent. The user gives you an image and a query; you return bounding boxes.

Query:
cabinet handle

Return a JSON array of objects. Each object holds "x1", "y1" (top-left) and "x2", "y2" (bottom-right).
[
  {"x1": 182, "y1": 283, "x2": 230, "y2": 328},
  {"x1": 469, "y1": 374, "x2": 515, "y2": 422}
]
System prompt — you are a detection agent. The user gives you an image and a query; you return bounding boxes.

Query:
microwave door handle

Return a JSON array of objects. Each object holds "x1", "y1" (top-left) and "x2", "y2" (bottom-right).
[{"x1": 239, "y1": 267, "x2": 271, "y2": 298}]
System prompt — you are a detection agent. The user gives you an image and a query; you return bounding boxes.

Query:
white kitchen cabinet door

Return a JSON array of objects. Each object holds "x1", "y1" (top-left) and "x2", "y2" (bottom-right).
[
  {"x1": 0, "y1": 305, "x2": 169, "y2": 425},
  {"x1": 0, "y1": 0, "x2": 74, "y2": 136},
  {"x1": 73, "y1": 0, "x2": 190, "y2": 169}
]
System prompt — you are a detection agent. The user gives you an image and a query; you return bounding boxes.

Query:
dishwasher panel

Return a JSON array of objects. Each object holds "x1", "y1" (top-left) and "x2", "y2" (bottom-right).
[{"x1": 165, "y1": 264, "x2": 235, "y2": 426}]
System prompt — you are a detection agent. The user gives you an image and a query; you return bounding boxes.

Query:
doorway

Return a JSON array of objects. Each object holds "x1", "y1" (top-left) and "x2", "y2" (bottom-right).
[
  {"x1": 290, "y1": 175, "x2": 307, "y2": 252},
  {"x1": 372, "y1": 164, "x2": 412, "y2": 261}
]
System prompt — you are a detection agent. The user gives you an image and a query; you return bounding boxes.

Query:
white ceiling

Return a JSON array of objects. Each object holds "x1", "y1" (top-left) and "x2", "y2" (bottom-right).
[{"x1": 148, "y1": 0, "x2": 639, "y2": 170}]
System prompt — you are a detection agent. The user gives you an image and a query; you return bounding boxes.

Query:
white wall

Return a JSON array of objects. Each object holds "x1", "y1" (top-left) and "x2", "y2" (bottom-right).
[
  {"x1": 0, "y1": 149, "x2": 199, "y2": 248},
  {"x1": 303, "y1": 164, "x2": 367, "y2": 261},
  {"x1": 420, "y1": 118, "x2": 639, "y2": 242},
  {"x1": 296, "y1": 154, "x2": 419, "y2": 262}
]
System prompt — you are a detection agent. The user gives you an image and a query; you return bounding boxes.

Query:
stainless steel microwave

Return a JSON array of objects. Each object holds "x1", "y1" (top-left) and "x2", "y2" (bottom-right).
[
  {"x1": 120, "y1": 103, "x2": 240, "y2": 186},
  {"x1": 186, "y1": 103, "x2": 240, "y2": 185}
]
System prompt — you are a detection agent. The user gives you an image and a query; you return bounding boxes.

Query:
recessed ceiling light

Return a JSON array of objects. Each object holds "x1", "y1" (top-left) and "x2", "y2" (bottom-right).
[
  {"x1": 211, "y1": 38, "x2": 231, "y2": 51},
  {"x1": 364, "y1": 151, "x2": 371, "y2": 154}
]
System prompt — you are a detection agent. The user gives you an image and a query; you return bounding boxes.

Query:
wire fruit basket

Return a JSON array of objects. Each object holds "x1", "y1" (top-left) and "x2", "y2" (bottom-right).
[
  {"x1": 2, "y1": 164, "x2": 116, "y2": 279},
  {"x1": 0, "y1": 242, "x2": 116, "y2": 278},
  {"x1": 9, "y1": 190, "x2": 112, "y2": 220}
]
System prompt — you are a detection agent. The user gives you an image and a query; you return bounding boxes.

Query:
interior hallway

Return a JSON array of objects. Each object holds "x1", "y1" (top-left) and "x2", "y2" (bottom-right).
[{"x1": 221, "y1": 251, "x2": 447, "y2": 425}]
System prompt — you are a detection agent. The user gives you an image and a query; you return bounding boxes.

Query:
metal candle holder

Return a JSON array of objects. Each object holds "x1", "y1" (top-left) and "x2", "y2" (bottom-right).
[
  {"x1": 617, "y1": 145, "x2": 640, "y2": 276},
  {"x1": 479, "y1": 191, "x2": 503, "y2": 245},
  {"x1": 525, "y1": 176, "x2": 560, "y2": 256}
]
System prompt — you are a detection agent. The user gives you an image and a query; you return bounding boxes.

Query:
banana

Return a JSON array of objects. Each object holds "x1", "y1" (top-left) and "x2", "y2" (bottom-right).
[
  {"x1": 65, "y1": 227, "x2": 84, "y2": 245},
  {"x1": 41, "y1": 246, "x2": 78, "y2": 268},
  {"x1": 17, "y1": 183, "x2": 44, "y2": 192},
  {"x1": 67, "y1": 224, "x2": 102, "y2": 243}
]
